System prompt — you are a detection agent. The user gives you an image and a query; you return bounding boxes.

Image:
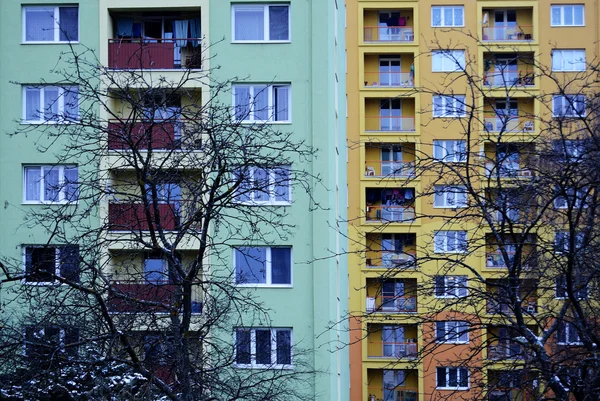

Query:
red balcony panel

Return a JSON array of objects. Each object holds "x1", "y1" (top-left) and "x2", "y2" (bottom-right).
[
  {"x1": 108, "y1": 41, "x2": 175, "y2": 69},
  {"x1": 108, "y1": 121, "x2": 176, "y2": 150},
  {"x1": 108, "y1": 281, "x2": 176, "y2": 313},
  {"x1": 108, "y1": 203, "x2": 179, "y2": 231}
]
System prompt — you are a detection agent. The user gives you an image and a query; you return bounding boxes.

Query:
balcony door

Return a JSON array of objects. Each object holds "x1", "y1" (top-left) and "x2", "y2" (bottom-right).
[
  {"x1": 380, "y1": 99, "x2": 401, "y2": 131},
  {"x1": 382, "y1": 280, "x2": 404, "y2": 311},
  {"x1": 144, "y1": 252, "x2": 168, "y2": 283},
  {"x1": 497, "y1": 144, "x2": 520, "y2": 176},
  {"x1": 494, "y1": 58, "x2": 518, "y2": 86},
  {"x1": 495, "y1": 99, "x2": 518, "y2": 131},
  {"x1": 382, "y1": 326, "x2": 405, "y2": 357},
  {"x1": 378, "y1": 12, "x2": 401, "y2": 41},
  {"x1": 494, "y1": 10, "x2": 517, "y2": 40},
  {"x1": 381, "y1": 145, "x2": 403, "y2": 176},
  {"x1": 383, "y1": 370, "x2": 406, "y2": 401},
  {"x1": 379, "y1": 56, "x2": 401, "y2": 86}
]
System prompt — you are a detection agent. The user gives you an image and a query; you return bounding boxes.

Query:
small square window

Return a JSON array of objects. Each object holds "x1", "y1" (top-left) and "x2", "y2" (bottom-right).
[
  {"x1": 23, "y1": 6, "x2": 79, "y2": 42},
  {"x1": 551, "y1": 5, "x2": 585, "y2": 27},
  {"x1": 432, "y1": 50, "x2": 465, "y2": 72},
  {"x1": 432, "y1": 95, "x2": 466, "y2": 117},
  {"x1": 234, "y1": 247, "x2": 292, "y2": 285},
  {"x1": 23, "y1": 165, "x2": 78, "y2": 203},
  {"x1": 431, "y1": 6, "x2": 464, "y2": 27},
  {"x1": 232, "y1": 4, "x2": 290, "y2": 42}
]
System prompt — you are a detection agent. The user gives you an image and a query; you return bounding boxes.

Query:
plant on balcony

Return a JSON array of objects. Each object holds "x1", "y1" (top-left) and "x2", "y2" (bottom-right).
[{"x1": 0, "y1": 46, "x2": 318, "y2": 400}]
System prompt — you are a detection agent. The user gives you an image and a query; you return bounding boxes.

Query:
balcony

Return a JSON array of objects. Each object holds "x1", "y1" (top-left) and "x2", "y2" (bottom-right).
[
  {"x1": 366, "y1": 278, "x2": 418, "y2": 314},
  {"x1": 367, "y1": 388, "x2": 418, "y2": 401},
  {"x1": 365, "y1": 161, "x2": 415, "y2": 178},
  {"x1": 485, "y1": 235, "x2": 537, "y2": 268},
  {"x1": 484, "y1": 116, "x2": 534, "y2": 133},
  {"x1": 108, "y1": 11, "x2": 202, "y2": 70},
  {"x1": 108, "y1": 120, "x2": 180, "y2": 150},
  {"x1": 366, "y1": 233, "x2": 417, "y2": 269},
  {"x1": 365, "y1": 116, "x2": 415, "y2": 132},
  {"x1": 484, "y1": 71, "x2": 534, "y2": 87},
  {"x1": 486, "y1": 279, "x2": 538, "y2": 315},
  {"x1": 365, "y1": 143, "x2": 416, "y2": 179},
  {"x1": 365, "y1": 98, "x2": 416, "y2": 133},
  {"x1": 488, "y1": 342, "x2": 524, "y2": 360},
  {"x1": 108, "y1": 203, "x2": 180, "y2": 231},
  {"x1": 366, "y1": 187, "x2": 415, "y2": 223},
  {"x1": 108, "y1": 281, "x2": 177, "y2": 313},
  {"x1": 363, "y1": 9, "x2": 414, "y2": 44},
  {"x1": 484, "y1": 143, "x2": 535, "y2": 179},
  {"x1": 367, "y1": 369, "x2": 418, "y2": 401},
  {"x1": 482, "y1": 9, "x2": 534, "y2": 42},
  {"x1": 364, "y1": 71, "x2": 414, "y2": 88},
  {"x1": 367, "y1": 324, "x2": 418, "y2": 359}
]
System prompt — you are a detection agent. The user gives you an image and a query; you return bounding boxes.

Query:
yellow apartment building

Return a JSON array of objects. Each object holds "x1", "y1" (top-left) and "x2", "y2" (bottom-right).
[{"x1": 346, "y1": 1, "x2": 600, "y2": 400}]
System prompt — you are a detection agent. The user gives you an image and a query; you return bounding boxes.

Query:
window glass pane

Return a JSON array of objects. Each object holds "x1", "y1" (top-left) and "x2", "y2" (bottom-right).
[
  {"x1": 234, "y1": 86, "x2": 251, "y2": 121},
  {"x1": 564, "y1": 6, "x2": 573, "y2": 25},
  {"x1": 432, "y1": 8, "x2": 441, "y2": 26},
  {"x1": 253, "y1": 168, "x2": 270, "y2": 202},
  {"x1": 551, "y1": 7, "x2": 561, "y2": 25},
  {"x1": 25, "y1": 88, "x2": 41, "y2": 121},
  {"x1": 269, "y1": 6, "x2": 289, "y2": 40},
  {"x1": 255, "y1": 329, "x2": 272, "y2": 364},
  {"x1": 459, "y1": 369, "x2": 469, "y2": 387},
  {"x1": 448, "y1": 368, "x2": 458, "y2": 386},
  {"x1": 443, "y1": 8, "x2": 453, "y2": 25},
  {"x1": 25, "y1": 167, "x2": 41, "y2": 201},
  {"x1": 59, "y1": 7, "x2": 78, "y2": 41},
  {"x1": 432, "y1": 53, "x2": 443, "y2": 71},
  {"x1": 574, "y1": 6, "x2": 584, "y2": 25},
  {"x1": 43, "y1": 87, "x2": 60, "y2": 121},
  {"x1": 144, "y1": 258, "x2": 166, "y2": 283},
  {"x1": 43, "y1": 166, "x2": 60, "y2": 201},
  {"x1": 63, "y1": 167, "x2": 78, "y2": 201},
  {"x1": 437, "y1": 368, "x2": 447, "y2": 387},
  {"x1": 59, "y1": 245, "x2": 80, "y2": 282},
  {"x1": 235, "y1": 7, "x2": 264, "y2": 40},
  {"x1": 25, "y1": 8, "x2": 55, "y2": 41},
  {"x1": 276, "y1": 330, "x2": 291, "y2": 364},
  {"x1": 253, "y1": 86, "x2": 269, "y2": 120},
  {"x1": 235, "y1": 247, "x2": 267, "y2": 284},
  {"x1": 235, "y1": 330, "x2": 251, "y2": 364},
  {"x1": 274, "y1": 86, "x2": 289, "y2": 121},
  {"x1": 454, "y1": 8, "x2": 463, "y2": 26},
  {"x1": 271, "y1": 248, "x2": 291, "y2": 284},
  {"x1": 30, "y1": 247, "x2": 56, "y2": 282},
  {"x1": 273, "y1": 167, "x2": 290, "y2": 202},
  {"x1": 63, "y1": 87, "x2": 79, "y2": 120}
]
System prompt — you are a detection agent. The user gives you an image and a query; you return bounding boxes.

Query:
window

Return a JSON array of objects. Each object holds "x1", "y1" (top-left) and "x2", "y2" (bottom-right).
[
  {"x1": 144, "y1": 251, "x2": 168, "y2": 284},
  {"x1": 235, "y1": 328, "x2": 292, "y2": 367},
  {"x1": 552, "y1": 50, "x2": 586, "y2": 71},
  {"x1": 23, "y1": 245, "x2": 79, "y2": 283},
  {"x1": 554, "y1": 187, "x2": 588, "y2": 209},
  {"x1": 554, "y1": 231, "x2": 585, "y2": 253},
  {"x1": 234, "y1": 247, "x2": 291, "y2": 285},
  {"x1": 431, "y1": 6, "x2": 464, "y2": 27},
  {"x1": 434, "y1": 276, "x2": 468, "y2": 298},
  {"x1": 557, "y1": 321, "x2": 582, "y2": 345},
  {"x1": 23, "y1": 6, "x2": 78, "y2": 42},
  {"x1": 146, "y1": 183, "x2": 182, "y2": 204},
  {"x1": 551, "y1": 5, "x2": 584, "y2": 27},
  {"x1": 434, "y1": 185, "x2": 467, "y2": 208},
  {"x1": 433, "y1": 95, "x2": 466, "y2": 117},
  {"x1": 23, "y1": 86, "x2": 79, "y2": 123},
  {"x1": 23, "y1": 165, "x2": 78, "y2": 203},
  {"x1": 553, "y1": 95, "x2": 586, "y2": 117},
  {"x1": 436, "y1": 321, "x2": 469, "y2": 343},
  {"x1": 556, "y1": 275, "x2": 588, "y2": 299},
  {"x1": 553, "y1": 139, "x2": 587, "y2": 160},
  {"x1": 432, "y1": 50, "x2": 466, "y2": 72},
  {"x1": 383, "y1": 370, "x2": 406, "y2": 400},
  {"x1": 233, "y1": 84, "x2": 291, "y2": 122},
  {"x1": 434, "y1": 231, "x2": 467, "y2": 253},
  {"x1": 234, "y1": 166, "x2": 290, "y2": 204},
  {"x1": 232, "y1": 4, "x2": 290, "y2": 42},
  {"x1": 437, "y1": 367, "x2": 469, "y2": 389},
  {"x1": 24, "y1": 326, "x2": 79, "y2": 359},
  {"x1": 433, "y1": 140, "x2": 467, "y2": 162}
]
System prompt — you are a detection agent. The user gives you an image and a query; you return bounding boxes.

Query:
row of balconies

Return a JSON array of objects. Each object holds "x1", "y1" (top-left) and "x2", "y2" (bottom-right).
[{"x1": 361, "y1": 8, "x2": 535, "y2": 44}]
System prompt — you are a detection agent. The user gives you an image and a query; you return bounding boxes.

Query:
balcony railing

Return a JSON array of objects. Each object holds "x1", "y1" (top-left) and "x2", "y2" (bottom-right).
[
  {"x1": 485, "y1": 163, "x2": 533, "y2": 178},
  {"x1": 365, "y1": 161, "x2": 415, "y2": 178},
  {"x1": 366, "y1": 116, "x2": 416, "y2": 132},
  {"x1": 108, "y1": 203, "x2": 180, "y2": 231},
  {"x1": 484, "y1": 117, "x2": 535, "y2": 133},
  {"x1": 488, "y1": 342, "x2": 524, "y2": 359},
  {"x1": 366, "y1": 206, "x2": 415, "y2": 222},
  {"x1": 366, "y1": 295, "x2": 417, "y2": 313},
  {"x1": 364, "y1": 26, "x2": 414, "y2": 42},
  {"x1": 490, "y1": 210, "x2": 521, "y2": 224},
  {"x1": 108, "y1": 120, "x2": 180, "y2": 150},
  {"x1": 364, "y1": 72, "x2": 414, "y2": 87},
  {"x1": 367, "y1": 387, "x2": 418, "y2": 401},
  {"x1": 366, "y1": 251, "x2": 417, "y2": 269},
  {"x1": 482, "y1": 25, "x2": 533, "y2": 41},
  {"x1": 108, "y1": 39, "x2": 202, "y2": 70},
  {"x1": 368, "y1": 341, "x2": 418, "y2": 359},
  {"x1": 484, "y1": 71, "x2": 534, "y2": 87}
]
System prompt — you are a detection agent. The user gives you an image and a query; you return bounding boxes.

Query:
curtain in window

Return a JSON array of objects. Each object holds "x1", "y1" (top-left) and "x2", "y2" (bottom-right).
[
  {"x1": 252, "y1": 168, "x2": 269, "y2": 201},
  {"x1": 173, "y1": 20, "x2": 189, "y2": 47},
  {"x1": 235, "y1": 7, "x2": 264, "y2": 40},
  {"x1": 59, "y1": 7, "x2": 78, "y2": 41},
  {"x1": 189, "y1": 17, "x2": 201, "y2": 47},
  {"x1": 269, "y1": 6, "x2": 289, "y2": 40},
  {"x1": 26, "y1": 88, "x2": 41, "y2": 121},
  {"x1": 43, "y1": 166, "x2": 60, "y2": 201},
  {"x1": 25, "y1": 8, "x2": 55, "y2": 41},
  {"x1": 25, "y1": 167, "x2": 41, "y2": 201},
  {"x1": 253, "y1": 86, "x2": 269, "y2": 120},
  {"x1": 273, "y1": 168, "x2": 290, "y2": 202},
  {"x1": 274, "y1": 86, "x2": 289, "y2": 121},
  {"x1": 43, "y1": 87, "x2": 59, "y2": 121}
]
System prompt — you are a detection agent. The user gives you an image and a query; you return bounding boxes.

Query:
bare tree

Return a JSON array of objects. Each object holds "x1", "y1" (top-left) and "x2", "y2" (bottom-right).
[
  {"x1": 0, "y1": 44, "x2": 317, "y2": 401},
  {"x1": 349, "y1": 30, "x2": 600, "y2": 401}
]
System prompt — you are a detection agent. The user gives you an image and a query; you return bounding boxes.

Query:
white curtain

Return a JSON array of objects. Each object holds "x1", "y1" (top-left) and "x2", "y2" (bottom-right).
[
  {"x1": 234, "y1": 87, "x2": 251, "y2": 120},
  {"x1": 25, "y1": 88, "x2": 41, "y2": 121},
  {"x1": 173, "y1": 20, "x2": 189, "y2": 47},
  {"x1": 64, "y1": 87, "x2": 79, "y2": 120},
  {"x1": 274, "y1": 86, "x2": 289, "y2": 121},
  {"x1": 43, "y1": 166, "x2": 60, "y2": 201},
  {"x1": 235, "y1": 7, "x2": 264, "y2": 40},
  {"x1": 43, "y1": 87, "x2": 59, "y2": 121},
  {"x1": 25, "y1": 167, "x2": 41, "y2": 201},
  {"x1": 63, "y1": 167, "x2": 78, "y2": 201}
]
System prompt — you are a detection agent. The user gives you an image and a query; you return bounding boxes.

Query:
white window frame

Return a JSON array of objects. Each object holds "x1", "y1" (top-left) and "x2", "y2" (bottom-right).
[
  {"x1": 431, "y1": 6, "x2": 464, "y2": 27},
  {"x1": 22, "y1": 85, "x2": 79, "y2": 124},
  {"x1": 432, "y1": 50, "x2": 466, "y2": 72},
  {"x1": 554, "y1": 187, "x2": 588, "y2": 209},
  {"x1": 552, "y1": 50, "x2": 586, "y2": 71},
  {"x1": 22, "y1": 245, "x2": 79, "y2": 285},
  {"x1": 434, "y1": 231, "x2": 468, "y2": 253},
  {"x1": 555, "y1": 275, "x2": 588, "y2": 300},
  {"x1": 557, "y1": 322, "x2": 583, "y2": 345},
  {"x1": 436, "y1": 367, "x2": 470, "y2": 390},
  {"x1": 434, "y1": 275, "x2": 468, "y2": 298},
  {"x1": 436, "y1": 321, "x2": 469, "y2": 344},
  {"x1": 552, "y1": 95, "x2": 586, "y2": 118},
  {"x1": 551, "y1": 5, "x2": 585, "y2": 27},
  {"x1": 434, "y1": 185, "x2": 468, "y2": 208},
  {"x1": 432, "y1": 95, "x2": 466, "y2": 117},
  {"x1": 433, "y1": 140, "x2": 467, "y2": 162},
  {"x1": 23, "y1": 326, "x2": 79, "y2": 358},
  {"x1": 234, "y1": 247, "x2": 293, "y2": 286},
  {"x1": 234, "y1": 328, "x2": 293, "y2": 368},
  {"x1": 233, "y1": 84, "x2": 291, "y2": 123},
  {"x1": 23, "y1": 165, "x2": 78, "y2": 204},
  {"x1": 232, "y1": 4, "x2": 291, "y2": 43},
  {"x1": 234, "y1": 166, "x2": 291, "y2": 205},
  {"x1": 22, "y1": 5, "x2": 79, "y2": 43}
]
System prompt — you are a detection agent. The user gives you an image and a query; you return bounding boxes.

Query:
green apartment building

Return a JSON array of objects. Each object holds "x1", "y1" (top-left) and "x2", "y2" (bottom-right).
[{"x1": 0, "y1": 1, "x2": 348, "y2": 399}]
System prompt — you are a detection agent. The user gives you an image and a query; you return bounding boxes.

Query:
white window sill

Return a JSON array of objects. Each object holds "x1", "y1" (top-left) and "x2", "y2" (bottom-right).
[
  {"x1": 436, "y1": 340, "x2": 469, "y2": 344},
  {"x1": 22, "y1": 201, "x2": 76, "y2": 205},
  {"x1": 232, "y1": 40, "x2": 291, "y2": 44},
  {"x1": 21, "y1": 120, "x2": 79, "y2": 125},
  {"x1": 236, "y1": 201, "x2": 292, "y2": 206},
  {"x1": 432, "y1": 25, "x2": 465, "y2": 28},
  {"x1": 22, "y1": 281, "x2": 61, "y2": 286},
  {"x1": 435, "y1": 295, "x2": 467, "y2": 299},
  {"x1": 236, "y1": 120, "x2": 292, "y2": 125},
  {"x1": 436, "y1": 387, "x2": 469, "y2": 391},
  {"x1": 21, "y1": 41, "x2": 80, "y2": 45},
  {"x1": 235, "y1": 284, "x2": 293, "y2": 288}
]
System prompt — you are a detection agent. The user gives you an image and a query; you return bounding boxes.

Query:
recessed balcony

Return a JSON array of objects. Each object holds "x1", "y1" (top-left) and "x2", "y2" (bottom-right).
[
  {"x1": 363, "y1": 9, "x2": 414, "y2": 43},
  {"x1": 367, "y1": 369, "x2": 418, "y2": 401},
  {"x1": 486, "y1": 279, "x2": 538, "y2": 315},
  {"x1": 366, "y1": 278, "x2": 417, "y2": 314},
  {"x1": 367, "y1": 324, "x2": 418, "y2": 359},
  {"x1": 364, "y1": 54, "x2": 415, "y2": 88},
  {"x1": 484, "y1": 143, "x2": 536, "y2": 179},
  {"x1": 365, "y1": 187, "x2": 415, "y2": 223},
  {"x1": 482, "y1": 9, "x2": 534, "y2": 42},
  {"x1": 365, "y1": 98, "x2": 416, "y2": 133},
  {"x1": 364, "y1": 143, "x2": 416, "y2": 178},
  {"x1": 365, "y1": 233, "x2": 417, "y2": 269}
]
